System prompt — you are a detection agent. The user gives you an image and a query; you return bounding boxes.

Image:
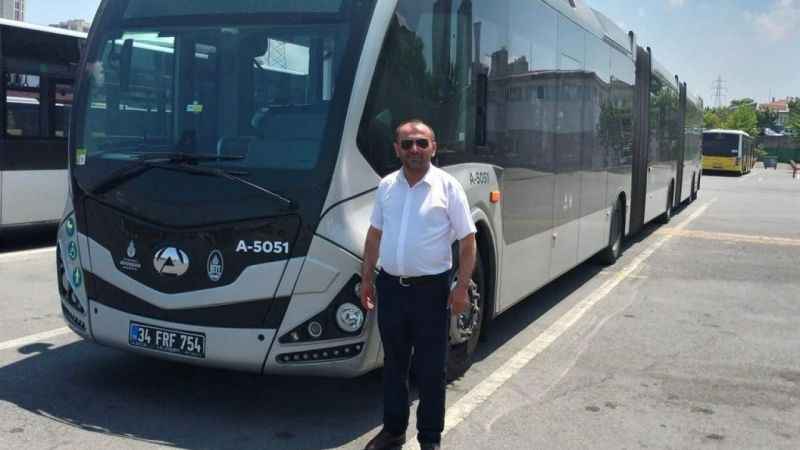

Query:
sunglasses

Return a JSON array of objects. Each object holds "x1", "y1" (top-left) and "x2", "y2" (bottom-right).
[{"x1": 399, "y1": 139, "x2": 431, "y2": 150}]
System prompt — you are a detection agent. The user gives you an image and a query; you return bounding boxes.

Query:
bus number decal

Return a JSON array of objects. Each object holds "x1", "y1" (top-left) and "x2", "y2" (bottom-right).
[
  {"x1": 236, "y1": 240, "x2": 290, "y2": 254},
  {"x1": 469, "y1": 171, "x2": 490, "y2": 185}
]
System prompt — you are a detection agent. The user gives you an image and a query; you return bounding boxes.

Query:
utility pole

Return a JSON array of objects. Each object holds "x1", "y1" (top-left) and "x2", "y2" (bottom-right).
[
  {"x1": 711, "y1": 75, "x2": 727, "y2": 109},
  {"x1": 267, "y1": 40, "x2": 289, "y2": 70}
]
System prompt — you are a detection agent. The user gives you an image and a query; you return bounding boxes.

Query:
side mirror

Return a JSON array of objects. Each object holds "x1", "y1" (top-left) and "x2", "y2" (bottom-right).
[{"x1": 119, "y1": 38, "x2": 134, "y2": 92}]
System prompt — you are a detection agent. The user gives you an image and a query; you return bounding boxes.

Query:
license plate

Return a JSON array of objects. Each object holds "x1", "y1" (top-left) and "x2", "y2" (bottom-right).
[{"x1": 129, "y1": 322, "x2": 205, "y2": 358}]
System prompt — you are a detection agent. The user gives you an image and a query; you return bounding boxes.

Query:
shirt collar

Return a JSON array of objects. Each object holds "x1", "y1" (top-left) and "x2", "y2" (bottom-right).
[{"x1": 400, "y1": 165, "x2": 436, "y2": 188}]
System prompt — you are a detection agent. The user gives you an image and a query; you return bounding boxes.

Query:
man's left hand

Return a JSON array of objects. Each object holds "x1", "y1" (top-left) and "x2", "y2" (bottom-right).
[{"x1": 449, "y1": 284, "x2": 470, "y2": 315}]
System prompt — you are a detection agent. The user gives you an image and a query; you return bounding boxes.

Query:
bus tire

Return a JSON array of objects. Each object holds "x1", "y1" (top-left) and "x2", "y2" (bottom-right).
[
  {"x1": 446, "y1": 251, "x2": 485, "y2": 382},
  {"x1": 690, "y1": 174, "x2": 697, "y2": 202},
  {"x1": 597, "y1": 198, "x2": 624, "y2": 265}
]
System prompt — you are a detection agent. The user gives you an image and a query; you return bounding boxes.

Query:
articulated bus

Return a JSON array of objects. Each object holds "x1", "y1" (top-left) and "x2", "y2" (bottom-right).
[
  {"x1": 58, "y1": 0, "x2": 702, "y2": 379},
  {"x1": 0, "y1": 19, "x2": 86, "y2": 235},
  {"x1": 702, "y1": 129, "x2": 753, "y2": 175},
  {"x1": 677, "y1": 90, "x2": 704, "y2": 204}
]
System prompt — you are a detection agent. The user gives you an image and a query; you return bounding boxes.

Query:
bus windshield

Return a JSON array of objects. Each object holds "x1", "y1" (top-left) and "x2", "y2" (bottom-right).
[
  {"x1": 703, "y1": 133, "x2": 740, "y2": 157},
  {"x1": 71, "y1": 0, "x2": 368, "y2": 197}
]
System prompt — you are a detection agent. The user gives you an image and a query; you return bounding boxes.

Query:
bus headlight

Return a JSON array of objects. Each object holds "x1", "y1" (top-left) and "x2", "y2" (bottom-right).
[
  {"x1": 278, "y1": 276, "x2": 366, "y2": 344},
  {"x1": 336, "y1": 303, "x2": 364, "y2": 333}
]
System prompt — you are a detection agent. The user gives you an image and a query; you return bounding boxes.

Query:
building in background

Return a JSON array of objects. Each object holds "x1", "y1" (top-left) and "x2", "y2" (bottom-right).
[
  {"x1": 759, "y1": 97, "x2": 797, "y2": 131},
  {"x1": 0, "y1": 0, "x2": 25, "y2": 21},
  {"x1": 51, "y1": 19, "x2": 91, "y2": 32}
]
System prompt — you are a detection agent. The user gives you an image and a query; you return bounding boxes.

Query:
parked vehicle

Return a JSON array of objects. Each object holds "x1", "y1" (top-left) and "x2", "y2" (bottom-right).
[
  {"x1": 57, "y1": 0, "x2": 703, "y2": 379},
  {"x1": 763, "y1": 157, "x2": 778, "y2": 169}
]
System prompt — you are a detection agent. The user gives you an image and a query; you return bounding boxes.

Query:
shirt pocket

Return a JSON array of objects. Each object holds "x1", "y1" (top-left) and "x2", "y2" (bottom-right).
[{"x1": 421, "y1": 191, "x2": 448, "y2": 218}]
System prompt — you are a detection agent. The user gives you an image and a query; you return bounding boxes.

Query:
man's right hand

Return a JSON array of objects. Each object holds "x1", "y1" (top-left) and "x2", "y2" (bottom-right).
[{"x1": 361, "y1": 280, "x2": 376, "y2": 311}]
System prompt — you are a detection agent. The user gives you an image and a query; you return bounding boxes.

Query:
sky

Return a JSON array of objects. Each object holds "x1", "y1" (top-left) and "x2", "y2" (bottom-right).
[
  {"x1": 26, "y1": 0, "x2": 800, "y2": 107},
  {"x1": 584, "y1": 0, "x2": 800, "y2": 106}
]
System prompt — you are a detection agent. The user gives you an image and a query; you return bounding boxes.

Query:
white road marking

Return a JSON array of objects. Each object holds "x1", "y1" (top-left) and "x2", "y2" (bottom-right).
[
  {"x1": 0, "y1": 327, "x2": 72, "y2": 352},
  {"x1": 387, "y1": 199, "x2": 719, "y2": 449},
  {"x1": 433, "y1": 199, "x2": 716, "y2": 442},
  {"x1": 0, "y1": 246, "x2": 56, "y2": 263}
]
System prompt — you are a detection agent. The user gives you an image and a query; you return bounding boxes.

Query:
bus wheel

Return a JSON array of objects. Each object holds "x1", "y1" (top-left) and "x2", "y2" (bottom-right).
[
  {"x1": 446, "y1": 252, "x2": 485, "y2": 382},
  {"x1": 690, "y1": 175, "x2": 697, "y2": 201},
  {"x1": 597, "y1": 199, "x2": 624, "y2": 265}
]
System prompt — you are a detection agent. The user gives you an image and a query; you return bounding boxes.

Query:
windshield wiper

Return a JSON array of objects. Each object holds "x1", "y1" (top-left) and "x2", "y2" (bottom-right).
[
  {"x1": 85, "y1": 153, "x2": 295, "y2": 209},
  {"x1": 150, "y1": 162, "x2": 295, "y2": 208},
  {"x1": 87, "y1": 153, "x2": 245, "y2": 195},
  {"x1": 142, "y1": 152, "x2": 247, "y2": 164}
]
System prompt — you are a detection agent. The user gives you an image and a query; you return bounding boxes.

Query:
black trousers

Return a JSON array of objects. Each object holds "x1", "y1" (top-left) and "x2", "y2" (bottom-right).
[{"x1": 376, "y1": 270, "x2": 450, "y2": 445}]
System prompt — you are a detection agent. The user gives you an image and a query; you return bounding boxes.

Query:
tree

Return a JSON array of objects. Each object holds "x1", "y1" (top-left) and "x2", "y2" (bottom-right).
[
  {"x1": 788, "y1": 99, "x2": 800, "y2": 144},
  {"x1": 724, "y1": 104, "x2": 758, "y2": 136},
  {"x1": 704, "y1": 110, "x2": 723, "y2": 129},
  {"x1": 756, "y1": 108, "x2": 778, "y2": 133}
]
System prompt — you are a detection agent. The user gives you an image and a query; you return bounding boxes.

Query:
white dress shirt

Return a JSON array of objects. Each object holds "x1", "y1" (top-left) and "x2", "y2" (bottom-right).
[{"x1": 370, "y1": 165, "x2": 476, "y2": 277}]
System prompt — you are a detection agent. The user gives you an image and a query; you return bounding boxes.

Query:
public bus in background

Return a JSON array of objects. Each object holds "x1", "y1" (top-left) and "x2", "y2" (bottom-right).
[
  {"x1": 0, "y1": 19, "x2": 86, "y2": 236},
  {"x1": 702, "y1": 129, "x2": 754, "y2": 175},
  {"x1": 57, "y1": 0, "x2": 702, "y2": 380}
]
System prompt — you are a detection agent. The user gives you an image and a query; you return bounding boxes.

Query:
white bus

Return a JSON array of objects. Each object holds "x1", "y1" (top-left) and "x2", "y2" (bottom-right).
[
  {"x1": 0, "y1": 19, "x2": 86, "y2": 235},
  {"x1": 58, "y1": 0, "x2": 700, "y2": 379}
]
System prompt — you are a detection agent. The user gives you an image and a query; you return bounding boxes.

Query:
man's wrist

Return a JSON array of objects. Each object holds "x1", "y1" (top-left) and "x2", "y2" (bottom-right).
[{"x1": 361, "y1": 268, "x2": 376, "y2": 284}]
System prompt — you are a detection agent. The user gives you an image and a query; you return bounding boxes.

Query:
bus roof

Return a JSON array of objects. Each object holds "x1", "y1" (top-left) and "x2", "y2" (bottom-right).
[
  {"x1": 591, "y1": 8, "x2": 633, "y2": 55},
  {"x1": 0, "y1": 18, "x2": 87, "y2": 40},
  {"x1": 542, "y1": 0, "x2": 606, "y2": 41},
  {"x1": 704, "y1": 129, "x2": 751, "y2": 137},
  {"x1": 686, "y1": 89, "x2": 704, "y2": 108},
  {"x1": 651, "y1": 57, "x2": 679, "y2": 90}
]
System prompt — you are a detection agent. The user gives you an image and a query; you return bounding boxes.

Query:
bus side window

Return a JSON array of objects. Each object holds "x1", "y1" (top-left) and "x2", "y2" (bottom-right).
[{"x1": 5, "y1": 73, "x2": 42, "y2": 138}]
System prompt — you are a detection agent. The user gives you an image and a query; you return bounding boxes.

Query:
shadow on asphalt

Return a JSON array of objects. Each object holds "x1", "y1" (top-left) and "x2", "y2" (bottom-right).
[
  {"x1": 0, "y1": 225, "x2": 57, "y2": 253},
  {"x1": 0, "y1": 201, "x2": 697, "y2": 449},
  {"x1": 0, "y1": 340, "x2": 385, "y2": 449}
]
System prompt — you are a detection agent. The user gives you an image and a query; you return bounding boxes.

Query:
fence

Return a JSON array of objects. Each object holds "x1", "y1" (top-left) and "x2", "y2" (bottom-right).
[{"x1": 757, "y1": 136, "x2": 800, "y2": 163}]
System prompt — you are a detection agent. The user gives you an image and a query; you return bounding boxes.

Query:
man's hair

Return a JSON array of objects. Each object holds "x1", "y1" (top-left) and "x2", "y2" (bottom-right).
[{"x1": 394, "y1": 119, "x2": 436, "y2": 142}]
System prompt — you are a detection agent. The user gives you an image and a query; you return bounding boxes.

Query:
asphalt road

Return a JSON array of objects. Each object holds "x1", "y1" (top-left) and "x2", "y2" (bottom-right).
[{"x1": 1, "y1": 165, "x2": 798, "y2": 450}]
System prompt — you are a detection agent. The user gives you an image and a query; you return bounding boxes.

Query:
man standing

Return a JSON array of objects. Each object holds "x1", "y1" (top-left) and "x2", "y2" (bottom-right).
[{"x1": 361, "y1": 120, "x2": 477, "y2": 450}]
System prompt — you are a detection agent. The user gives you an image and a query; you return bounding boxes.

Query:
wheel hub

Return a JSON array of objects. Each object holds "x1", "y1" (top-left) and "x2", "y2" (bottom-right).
[{"x1": 449, "y1": 280, "x2": 481, "y2": 345}]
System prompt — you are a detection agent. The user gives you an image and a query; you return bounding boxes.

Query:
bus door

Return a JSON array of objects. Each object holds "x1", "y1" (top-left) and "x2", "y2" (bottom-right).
[
  {"x1": 629, "y1": 46, "x2": 651, "y2": 235},
  {"x1": 551, "y1": 16, "x2": 584, "y2": 278},
  {"x1": 675, "y1": 82, "x2": 687, "y2": 205}
]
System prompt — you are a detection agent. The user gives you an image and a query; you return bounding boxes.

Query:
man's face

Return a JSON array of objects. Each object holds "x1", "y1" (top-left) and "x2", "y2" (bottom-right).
[{"x1": 393, "y1": 124, "x2": 437, "y2": 172}]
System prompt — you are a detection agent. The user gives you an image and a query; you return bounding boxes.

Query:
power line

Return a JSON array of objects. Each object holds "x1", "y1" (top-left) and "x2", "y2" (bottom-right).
[{"x1": 711, "y1": 75, "x2": 728, "y2": 109}]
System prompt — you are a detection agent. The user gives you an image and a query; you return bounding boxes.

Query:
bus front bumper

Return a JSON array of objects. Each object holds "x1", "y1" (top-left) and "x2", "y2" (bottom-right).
[{"x1": 88, "y1": 302, "x2": 380, "y2": 377}]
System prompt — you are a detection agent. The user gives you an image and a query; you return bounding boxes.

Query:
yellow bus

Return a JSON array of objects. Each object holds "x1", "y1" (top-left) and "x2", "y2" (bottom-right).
[{"x1": 702, "y1": 129, "x2": 753, "y2": 175}]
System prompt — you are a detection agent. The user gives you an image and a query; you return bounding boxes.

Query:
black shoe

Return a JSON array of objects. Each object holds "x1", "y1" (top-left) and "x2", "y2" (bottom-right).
[
  {"x1": 420, "y1": 444, "x2": 440, "y2": 450},
  {"x1": 364, "y1": 429, "x2": 407, "y2": 450}
]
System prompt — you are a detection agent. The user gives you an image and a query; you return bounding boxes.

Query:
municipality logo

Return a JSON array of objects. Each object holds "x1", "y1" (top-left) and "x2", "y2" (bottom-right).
[
  {"x1": 120, "y1": 240, "x2": 142, "y2": 272},
  {"x1": 207, "y1": 250, "x2": 224, "y2": 282}
]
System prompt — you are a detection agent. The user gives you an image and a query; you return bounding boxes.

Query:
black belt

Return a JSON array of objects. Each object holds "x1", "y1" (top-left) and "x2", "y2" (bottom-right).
[{"x1": 378, "y1": 270, "x2": 450, "y2": 287}]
